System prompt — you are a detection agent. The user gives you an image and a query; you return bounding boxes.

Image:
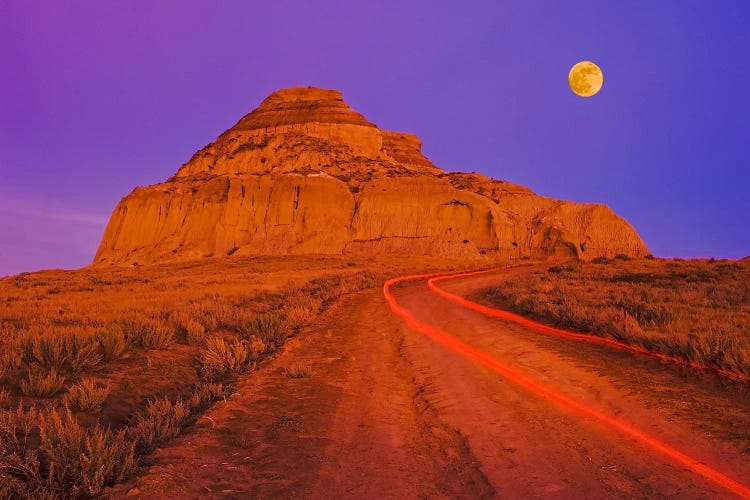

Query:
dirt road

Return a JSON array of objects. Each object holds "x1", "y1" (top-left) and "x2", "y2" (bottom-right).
[{"x1": 116, "y1": 269, "x2": 750, "y2": 499}]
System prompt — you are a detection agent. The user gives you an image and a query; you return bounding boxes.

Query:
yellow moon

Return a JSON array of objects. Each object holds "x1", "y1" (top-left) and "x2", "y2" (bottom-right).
[{"x1": 568, "y1": 61, "x2": 603, "y2": 97}]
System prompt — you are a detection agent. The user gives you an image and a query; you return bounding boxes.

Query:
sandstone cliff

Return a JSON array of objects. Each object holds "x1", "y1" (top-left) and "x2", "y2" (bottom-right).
[{"x1": 94, "y1": 87, "x2": 649, "y2": 265}]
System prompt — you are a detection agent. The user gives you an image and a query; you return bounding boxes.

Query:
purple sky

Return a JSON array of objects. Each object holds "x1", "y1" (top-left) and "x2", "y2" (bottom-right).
[{"x1": 1, "y1": 1, "x2": 749, "y2": 276}]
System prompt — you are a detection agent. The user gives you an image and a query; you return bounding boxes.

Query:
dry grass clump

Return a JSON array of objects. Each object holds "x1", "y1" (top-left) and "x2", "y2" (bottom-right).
[
  {"x1": 0, "y1": 406, "x2": 136, "y2": 498},
  {"x1": 127, "y1": 397, "x2": 189, "y2": 454},
  {"x1": 0, "y1": 405, "x2": 43, "y2": 497},
  {"x1": 240, "y1": 312, "x2": 289, "y2": 346},
  {"x1": 62, "y1": 378, "x2": 110, "y2": 411},
  {"x1": 198, "y1": 336, "x2": 250, "y2": 378},
  {"x1": 171, "y1": 312, "x2": 206, "y2": 346},
  {"x1": 282, "y1": 294, "x2": 322, "y2": 331},
  {"x1": 189, "y1": 297, "x2": 236, "y2": 332},
  {"x1": 22, "y1": 332, "x2": 101, "y2": 374},
  {"x1": 39, "y1": 408, "x2": 137, "y2": 497},
  {"x1": 284, "y1": 362, "x2": 311, "y2": 379},
  {"x1": 477, "y1": 259, "x2": 750, "y2": 378},
  {"x1": 96, "y1": 327, "x2": 127, "y2": 362},
  {"x1": 0, "y1": 346, "x2": 22, "y2": 381},
  {"x1": 120, "y1": 315, "x2": 173, "y2": 349},
  {"x1": 248, "y1": 336, "x2": 266, "y2": 359},
  {"x1": 188, "y1": 382, "x2": 227, "y2": 412},
  {"x1": 20, "y1": 369, "x2": 65, "y2": 398}
]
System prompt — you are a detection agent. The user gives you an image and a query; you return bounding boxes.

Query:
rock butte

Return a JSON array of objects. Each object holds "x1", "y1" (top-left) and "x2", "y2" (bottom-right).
[{"x1": 94, "y1": 87, "x2": 649, "y2": 265}]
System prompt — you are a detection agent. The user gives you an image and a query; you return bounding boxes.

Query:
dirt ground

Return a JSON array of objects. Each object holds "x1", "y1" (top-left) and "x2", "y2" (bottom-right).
[{"x1": 110, "y1": 266, "x2": 750, "y2": 499}]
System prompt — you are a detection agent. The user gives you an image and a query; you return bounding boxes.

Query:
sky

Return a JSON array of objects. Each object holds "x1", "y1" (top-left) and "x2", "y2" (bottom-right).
[{"x1": 1, "y1": 1, "x2": 748, "y2": 276}]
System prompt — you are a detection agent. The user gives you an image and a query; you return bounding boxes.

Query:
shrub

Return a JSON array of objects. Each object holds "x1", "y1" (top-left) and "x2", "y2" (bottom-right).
[
  {"x1": 189, "y1": 382, "x2": 227, "y2": 412},
  {"x1": 127, "y1": 398, "x2": 189, "y2": 454},
  {"x1": 548, "y1": 265, "x2": 575, "y2": 275},
  {"x1": 281, "y1": 295, "x2": 320, "y2": 330},
  {"x1": 96, "y1": 327, "x2": 126, "y2": 362},
  {"x1": 140, "y1": 322, "x2": 174, "y2": 349},
  {"x1": 39, "y1": 408, "x2": 137, "y2": 496},
  {"x1": 0, "y1": 388, "x2": 8, "y2": 407},
  {"x1": 121, "y1": 316, "x2": 173, "y2": 349},
  {"x1": 185, "y1": 319, "x2": 206, "y2": 345},
  {"x1": 592, "y1": 256, "x2": 611, "y2": 264},
  {"x1": 172, "y1": 313, "x2": 206, "y2": 345},
  {"x1": 20, "y1": 369, "x2": 65, "y2": 397},
  {"x1": 240, "y1": 312, "x2": 288, "y2": 346},
  {"x1": 284, "y1": 363, "x2": 311, "y2": 379},
  {"x1": 248, "y1": 336, "x2": 266, "y2": 360},
  {"x1": 190, "y1": 297, "x2": 235, "y2": 331},
  {"x1": 198, "y1": 336, "x2": 250, "y2": 378},
  {"x1": 0, "y1": 405, "x2": 42, "y2": 494},
  {"x1": 644, "y1": 253, "x2": 655, "y2": 260},
  {"x1": 614, "y1": 253, "x2": 631, "y2": 261},
  {"x1": 25, "y1": 333, "x2": 101, "y2": 374},
  {"x1": 0, "y1": 346, "x2": 22, "y2": 380},
  {"x1": 62, "y1": 378, "x2": 110, "y2": 411}
]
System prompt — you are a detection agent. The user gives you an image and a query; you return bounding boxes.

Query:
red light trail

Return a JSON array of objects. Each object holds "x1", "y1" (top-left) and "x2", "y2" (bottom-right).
[
  {"x1": 428, "y1": 269, "x2": 750, "y2": 383},
  {"x1": 384, "y1": 270, "x2": 750, "y2": 499}
]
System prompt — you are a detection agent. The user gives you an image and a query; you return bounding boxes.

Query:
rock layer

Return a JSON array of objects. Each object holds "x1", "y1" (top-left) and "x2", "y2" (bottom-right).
[{"x1": 94, "y1": 87, "x2": 649, "y2": 265}]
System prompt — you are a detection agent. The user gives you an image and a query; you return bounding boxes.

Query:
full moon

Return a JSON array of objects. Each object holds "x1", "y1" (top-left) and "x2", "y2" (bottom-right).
[{"x1": 568, "y1": 61, "x2": 603, "y2": 97}]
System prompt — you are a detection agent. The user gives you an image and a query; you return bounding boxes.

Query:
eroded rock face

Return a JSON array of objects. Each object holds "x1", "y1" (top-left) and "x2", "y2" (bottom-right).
[{"x1": 94, "y1": 86, "x2": 649, "y2": 265}]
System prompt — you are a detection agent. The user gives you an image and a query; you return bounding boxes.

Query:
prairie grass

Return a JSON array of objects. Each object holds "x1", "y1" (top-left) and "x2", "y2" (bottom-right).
[
  {"x1": 476, "y1": 259, "x2": 750, "y2": 378},
  {"x1": 284, "y1": 362, "x2": 311, "y2": 378},
  {"x1": 240, "y1": 312, "x2": 289, "y2": 346},
  {"x1": 23, "y1": 332, "x2": 101, "y2": 374},
  {"x1": 188, "y1": 382, "x2": 227, "y2": 412},
  {"x1": 0, "y1": 405, "x2": 42, "y2": 496},
  {"x1": 127, "y1": 397, "x2": 189, "y2": 454},
  {"x1": 247, "y1": 335, "x2": 267, "y2": 359},
  {"x1": 39, "y1": 408, "x2": 137, "y2": 496},
  {"x1": 20, "y1": 369, "x2": 65, "y2": 397},
  {"x1": 198, "y1": 336, "x2": 250, "y2": 378},
  {"x1": 96, "y1": 327, "x2": 127, "y2": 362},
  {"x1": 62, "y1": 378, "x2": 110, "y2": 411},
  {"x1": 0, "y1": 255, "x2": 395, "y2": 495},
  {"x1": 171, "y1": 313, "x2": 206, "y2": 346},
  {"x1": 120, "y1": 316, "x2": 173, "y2": 349}
]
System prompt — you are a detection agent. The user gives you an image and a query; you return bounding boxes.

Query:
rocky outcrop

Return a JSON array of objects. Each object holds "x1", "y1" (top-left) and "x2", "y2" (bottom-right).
[{"x1": 94, "y1": 86, "x2": 649, "y2": 265}]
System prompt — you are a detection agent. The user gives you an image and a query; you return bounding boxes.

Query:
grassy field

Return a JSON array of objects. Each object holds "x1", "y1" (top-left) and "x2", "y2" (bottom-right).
[
  {"x1": 473, "y1": 257, "x2": 750, "y2": 379},
  {"x1": 0, "y1": 255, "x2": 446, "y2": 498}
]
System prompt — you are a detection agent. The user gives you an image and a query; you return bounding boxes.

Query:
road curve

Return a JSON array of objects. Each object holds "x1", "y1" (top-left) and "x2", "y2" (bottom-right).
[
  {"x1": 385, "y1": 269, "x2": 750, "y2": 499},
  {"x1": 427, "y1": 269, "x2": 750, "y2": 383},
  {"x1": 111, "y1": 267, "x2": 750, "y2": 498}
]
